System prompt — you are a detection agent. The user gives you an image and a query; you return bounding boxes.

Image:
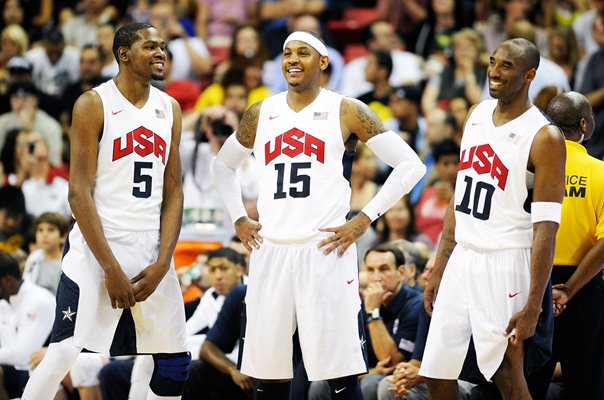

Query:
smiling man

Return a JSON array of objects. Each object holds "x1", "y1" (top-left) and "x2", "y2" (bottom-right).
[
  {"x1": 23, "y1": 22, "x2": 190, "y2": 400},
  {"x1": 212, "y1": 30, "x2": 425, "y2": 400},
  {"x1": 420, "y1": 38, "x2": 566, "y2": 400}
]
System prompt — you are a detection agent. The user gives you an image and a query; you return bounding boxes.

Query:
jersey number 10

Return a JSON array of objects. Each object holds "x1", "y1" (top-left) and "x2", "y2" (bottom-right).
[{"x1": 455, "y1": 176, "x2": 495, "y2": 220}]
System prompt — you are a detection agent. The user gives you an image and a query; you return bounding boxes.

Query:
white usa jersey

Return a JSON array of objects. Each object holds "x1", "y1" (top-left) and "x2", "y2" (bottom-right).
[
  {"x1": 454, "y1": 100, "x2": 550, "y2": 250},
  {"x1": 253, "y1": 89, "x2": 350, "y2": 242},
  {"x1": 92, "y1": 80, "x2": 173, "y2": 231}
]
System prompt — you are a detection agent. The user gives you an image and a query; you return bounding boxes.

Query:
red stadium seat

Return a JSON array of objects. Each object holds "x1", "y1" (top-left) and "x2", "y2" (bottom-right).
[
  {"x1": 174, "y1": 240, "x2": 222, "y2": 269},
  {"x1": 208, "y1": 45, "x2": 230, "y2": 66}
]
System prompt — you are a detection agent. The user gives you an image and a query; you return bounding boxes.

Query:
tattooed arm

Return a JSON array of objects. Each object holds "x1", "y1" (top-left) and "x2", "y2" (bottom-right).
[
  {"x1": 424, "y1": 199, "x2": 457, "y2": 315},
  {"x1": 318, "y1": 98, "x2": 426, "y2": 256},
  {"x1": 212, "y1": 102, "x2": 263, "y2": 252}
]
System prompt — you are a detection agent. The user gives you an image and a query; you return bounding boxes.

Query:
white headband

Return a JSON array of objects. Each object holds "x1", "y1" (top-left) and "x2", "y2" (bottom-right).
[{"x1": 283, "y1": 31, "x2": 329, "y2": 57}]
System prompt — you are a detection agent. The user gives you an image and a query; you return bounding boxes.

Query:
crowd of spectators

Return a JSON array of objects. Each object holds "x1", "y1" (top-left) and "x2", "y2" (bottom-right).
[{"x1": 1, "y1": 0, "x2": 603, "y2": 398}]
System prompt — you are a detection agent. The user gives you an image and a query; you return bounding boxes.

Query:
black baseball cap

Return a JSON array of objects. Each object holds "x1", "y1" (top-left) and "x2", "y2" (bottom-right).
[
  {"x1": 391, "y1": 85, "x2": 422, "y2": 105},
  {"x1": 8, "y1": 80, "x2": 39, "y2": 98}
]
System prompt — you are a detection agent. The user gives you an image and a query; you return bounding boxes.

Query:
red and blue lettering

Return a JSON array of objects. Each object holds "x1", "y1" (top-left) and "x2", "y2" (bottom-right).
[
  {"x1": 459, "y1": 144, "x2": 509, "y2": 190},
  {"x1": 264, "y1": 128, "x2": 325, "y2": 165},
  {"x1": 112, "y1": 126, "x2": 167, "y2": 164}
]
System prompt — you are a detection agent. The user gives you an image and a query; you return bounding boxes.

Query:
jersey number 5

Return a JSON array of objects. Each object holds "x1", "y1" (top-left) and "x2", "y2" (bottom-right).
[
  {"x1": 133, "y1": 161, "x2": 153, "y2": 198},
  {"x1": 274, "y1": 162, "x2": 311, "y2": 199},
  {"x1": 455, "y1": 176, "x2": 495, "y2": 220}
]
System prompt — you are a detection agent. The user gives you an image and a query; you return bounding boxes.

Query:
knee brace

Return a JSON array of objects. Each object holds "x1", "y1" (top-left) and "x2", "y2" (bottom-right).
[{"x1": 149, "y1": 352, "x2": 191, "y2": 397}]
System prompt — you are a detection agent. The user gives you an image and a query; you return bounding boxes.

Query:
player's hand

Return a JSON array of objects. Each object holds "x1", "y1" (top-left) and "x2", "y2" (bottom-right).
[
  {"x1": 504, "y1": 305, "x2": 541, "y2": 342},
  {"x1": 234, "y1": 216, "x2": 263, "y2": 252},
  {"x1": 423, "y1": 274, "x2": 441, "y2": 316},
  {"x1": 29, "y1": 347, "x2": 48, "y2": 371},
  {"x1": 387, "y1": 361, "x2": 422, "y2": 396},
  {"x1": 552, "y1": 284, "x2": 569, "y2": 317},
  {"x1": 229, "y1": 368, "x2": 256, "y2": 394},
  {"x1": 131, "y1": 262, "x2": 170, "y2": 302},
  {"x1": 318, "y1": 212, "x2": 371, "y2": 257},
  {"x1": 363, "y1": 282, "x2": 392, "y2": 312},
  {"x1": 105, "y1": 267, "x2": 136, "y2": 309},
  {"x1": 369, "y1": 357, "x2": 396, "y2": 376}
]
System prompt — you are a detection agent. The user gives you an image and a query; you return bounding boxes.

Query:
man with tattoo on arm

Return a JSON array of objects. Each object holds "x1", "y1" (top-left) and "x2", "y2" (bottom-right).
[
  {"x1": 419, "y1": 38, "x2": 566, "y2": 400},
  {"x1": 212, "y1": 31, "x2": 425, "y2": 400}
]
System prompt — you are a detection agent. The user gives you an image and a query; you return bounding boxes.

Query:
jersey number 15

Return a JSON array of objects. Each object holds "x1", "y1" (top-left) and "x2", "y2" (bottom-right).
[{"x1": 274, "y1": 162, "x2": 311, "y2": 199}]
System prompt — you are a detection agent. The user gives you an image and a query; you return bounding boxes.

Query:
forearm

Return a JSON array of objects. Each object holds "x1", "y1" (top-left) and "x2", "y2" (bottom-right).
[
  {"x1": 432, "y1": 199, "x2": 456, "y2": 278},
  {"x1": 368, "y1": 322, "x2": 404, "y2": 364},
  {"x1": 200, "y1": 340, "x2": 237, "y2": 376},
  {"x1": 527, "y1": 221, "x2": 558, "y2": 308},
  {"x1": 157, "y1": 186, "x2": 183, "y2": 266},
  {"x1": 184, "y1": 40, "x2": 212, "y2": 76},
  {"x1": 69, "y1": 189, "x2": 120, "y2": 273},
  {"x1": 564, "y1": 239, "x2": 604, "y2": 299},
  {"x1": 584, "y1": 87, "x2": 604, "y2": 110}
]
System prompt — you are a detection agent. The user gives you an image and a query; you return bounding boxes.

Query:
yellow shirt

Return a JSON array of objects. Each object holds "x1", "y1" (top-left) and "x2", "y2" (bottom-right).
[
  {"x1": 193, "y1": 84, "x2": 271, "y2": 112},
  {"x1": 554, "y1": 140, "x2": 604, "y2": 266}
]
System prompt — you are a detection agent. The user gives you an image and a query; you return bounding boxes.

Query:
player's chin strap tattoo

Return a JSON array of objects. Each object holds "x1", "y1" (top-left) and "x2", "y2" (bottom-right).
[
  {"x1": 361, "y1": 130, "x2": 426, "y2": 221},
  {"x1": 211, "y1": 133, "x2": 253, "y2": 224}
]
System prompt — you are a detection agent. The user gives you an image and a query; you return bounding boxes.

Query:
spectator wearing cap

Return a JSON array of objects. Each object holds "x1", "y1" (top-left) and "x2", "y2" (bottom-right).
[
  {"x1": 341, "y1": 20, "x2": 424, "y2": 98},
  {"x1": 0, "y1": 80, "x2": 63, "y2": 166},
  {"x1": 0, "y1": 252, "x2": 56, "y2": 399},
  {"x1": 0, "y1": 185, "x2": 34, "y2": 261},
  {"x1": 385, "y1": 85, "x2": 425, "y2": 153},
  {"x1": 25, "y1": 29, "x2": 80, "y2": 97}
]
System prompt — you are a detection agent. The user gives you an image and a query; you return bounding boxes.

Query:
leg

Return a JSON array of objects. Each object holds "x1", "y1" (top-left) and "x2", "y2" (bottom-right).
[
  {"x1": 492, "y1": 339, "x2": 530, "y2": 400},
  {"x1": 70, "y1": 353, "x2": 106, "y2": 400},
  {"x1": 360, "y1": 373, "x2": 385, "y2": 400},
  {"x1": 147, "y1": 352, "x2": 191, "y2": 400},
  {"x1": 22, "y1": 337, "x2": 83, "y2": 400},
  {"x1": 129, "y1": 356, "x2": 154, "y2": 400},
  {"x1": 308, "y1": 381, "x2": 331, "y2": 400},
  {"x1": 255, "y1": 379, "x2": 292, "y2": 400},
  {"x1": 98, "y1": 358, "x2": 134, "y2": 400},
  {"x1": 327, "y1": 375, "x2": 364, "y2": 400},
  {"x1": 424, "y1": 378, "x2": 458, "y2": 400}
]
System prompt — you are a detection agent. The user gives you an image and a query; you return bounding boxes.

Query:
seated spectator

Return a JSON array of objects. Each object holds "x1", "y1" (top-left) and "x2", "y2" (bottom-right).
[
  {"x1": 153, "y1": 48, "x2": 201, "y2": 113},
  {"x1": 390, "y1": 239, "x2": 429, "y2": 292},
  {"x1": 96, "y1": 22, "x2": 118, "y2": 79},
  {"x1": 376, "y1": 0, "x2": 429, "y2": 52},
  {"x1": 0, "y1": 128, "x2": 28, "y2": 186},
  {"x1": 414, "y1": 0, "x2": 469, "y2": 60},
  {"x1": 25, "y1": 29, "x2": 80, "y2": 97},
  {"x1": 61, "y1": 0, "x2": 118, "y2": 49},
  {"x1": 0, "y1": 23, "x2": 29, "y2": 83},
  {"x1": 421, "y1": 28, "x2": 487, "y2": 115},
  {"x1": 195, "y1": 0, "x2": 259, "y2": 46},
  {"x1": 184, "y1": 284, "x2": 253, "y2": 399},
  {"x1": 375, "y1": 196, "x2": 424, "y2": 246},
  {"x1": 0, "y1": 252, "x2": 56, "y2": 399},
  {"x1": 548, "y1": 24, "x2": 581, "y2": 88},
  {"x1": 0, "y1": 81, "x2": 63, "y2": 166},
  {"x1": 0, "y1": 185, "x2": 33, "y2": 262},
  {"x1": 341, "y1": 20, "x2": 424, "y2": 98},
  {"x1": 415, "y1": 139, "x2": 460, "y2": 246},
  {"x1": 148, "y1": 1, "x2": 212, "y2": 81},
  {"x1": 19, "y1": 130, "x2": 71, "y2": 219},
  {"x1": 358, "y1": 50, "x2": 394, "y2": 121},
  {"x1": 309, "y1": 244, "x2": 423, "y2": 400},
  {"x1": 22, "y1": 211, "x2": 67, "y2": 295},
  {"x1": 385, "y1": 85, "x2": 425, "y2": 153},
  {"x1": 350, "y1": 143, "x2": 379, "y2": 217}
]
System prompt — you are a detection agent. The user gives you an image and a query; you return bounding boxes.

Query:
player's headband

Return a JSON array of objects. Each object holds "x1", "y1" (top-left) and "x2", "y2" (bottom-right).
[{"x1": 283, "y1": 31, "x2": 329, "y2": 57}]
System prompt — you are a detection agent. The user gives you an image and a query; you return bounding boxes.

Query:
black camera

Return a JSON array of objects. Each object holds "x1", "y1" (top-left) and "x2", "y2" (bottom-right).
[
  {"x1": 28, "y1": 141, "x2": 36, "y2": 154},
  {"x1": 195, "y1": 117, "x2": 233, "y2": 143}
]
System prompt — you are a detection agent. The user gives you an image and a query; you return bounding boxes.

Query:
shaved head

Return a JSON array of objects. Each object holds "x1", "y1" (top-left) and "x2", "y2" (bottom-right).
[
  {"x1": 547, "y1": 91, "x2": 594, "y2": 141},
  {"x1": 506, "y1": 38, "x2": 540, "y2": 71}
]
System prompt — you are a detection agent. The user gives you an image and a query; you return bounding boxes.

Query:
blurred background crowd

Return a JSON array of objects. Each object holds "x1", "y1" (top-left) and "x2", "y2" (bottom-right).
[{"x1": 1, "y1": 0, "x2": 603, "y2": 399}]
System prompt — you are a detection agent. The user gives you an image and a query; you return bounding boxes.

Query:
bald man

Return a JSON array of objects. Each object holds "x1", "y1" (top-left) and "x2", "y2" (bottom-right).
[{"x1": 539, "y1": 91, "x2": 604, "y2": 400}]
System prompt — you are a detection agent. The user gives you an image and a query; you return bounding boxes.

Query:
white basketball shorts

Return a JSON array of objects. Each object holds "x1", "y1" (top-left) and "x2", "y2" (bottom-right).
[
  {"x1": 419, "y1": 245, "x2": 531, "y2": 381},
  {"x1": 240, "y1": 236, "x2": 368, "y2": 381},
  {"x1": 53, "y1": 222, "x2": 188, "y2": 355}
]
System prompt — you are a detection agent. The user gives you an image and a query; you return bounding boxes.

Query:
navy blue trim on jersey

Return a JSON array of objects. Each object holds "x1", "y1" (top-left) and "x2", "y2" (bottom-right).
[
  {"x1": 61, "y1": 221, "x2": 75, "y2": 260},
  {"x1": 358, "y1": 307, "x2": 369, "y2": 371},
  {"x1": 110, "y1": 308, "x2": 138, "y2": 356},
  {"x1": 51, "y1": 273, "x2": 80, "y2": 343},
  {"x1": 0, "y1": 364, "x2": 29, "y2": 398},
  {"x1": 342, "y1": 150, "x2": 355, "y2": 182}
]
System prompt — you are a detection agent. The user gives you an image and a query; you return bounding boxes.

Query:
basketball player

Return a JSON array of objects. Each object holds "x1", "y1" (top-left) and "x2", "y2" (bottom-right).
[
  {"x1": 212, "y1": 31, "x2": 426, "y2": 400},
  {"x1": 538, "y1": 91, "x2": 604, "y2": 399},
  {"x1": 22, "y1": 22, "x2": 191, "y2": 400},
  {"x1": 419, "y1": 38, "x2": 566, "y2": 400}
]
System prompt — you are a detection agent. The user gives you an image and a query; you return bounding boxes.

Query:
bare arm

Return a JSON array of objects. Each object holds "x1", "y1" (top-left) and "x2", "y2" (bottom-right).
[
  {"x1": 195, "y1": 1, "x2": 209, "y2": 40},
  {"x1": 505, "y1": 124, "x2": 566, "y2": 340},
  {"x1": 68, "y1": 91, "x2": 135, "y2": 309},
  {"x1": 131, "y1": 98, "x2": 184, "y2": 302},
  {"x1": 235, "y1": 101, "x2": 261, "y2": 149},
  {"x1": 366, "y1": 319, "x2": 405, "y2": 364},
  {"x1": 340, "y1": 97, "x2": 386, "y2": 143},
  {"x1": 584, "y1": 87, "x2": 604, "y2": 110},
  {"x1": 200, "y1": 340, "x2": 256, "y2": 392}
]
